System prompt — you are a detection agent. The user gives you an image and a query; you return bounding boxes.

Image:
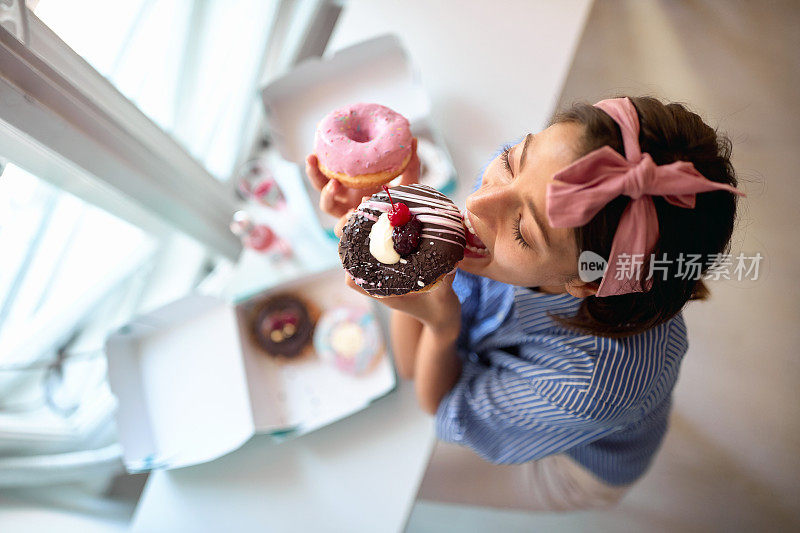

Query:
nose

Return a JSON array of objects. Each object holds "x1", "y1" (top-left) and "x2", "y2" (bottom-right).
[{"x1": 465, "y1": 180, "x2": 513, "y2": 232}]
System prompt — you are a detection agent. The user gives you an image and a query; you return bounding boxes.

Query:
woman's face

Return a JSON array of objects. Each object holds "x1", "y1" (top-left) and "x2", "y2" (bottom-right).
[{"x1": 460, "y1": 121, "x2": 584, "y2": 291}]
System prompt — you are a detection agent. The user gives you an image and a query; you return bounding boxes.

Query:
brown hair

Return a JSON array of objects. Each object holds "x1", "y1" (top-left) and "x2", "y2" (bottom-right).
[{"x1": 550, "y1": 96, "x2": 739, "y2": 337}]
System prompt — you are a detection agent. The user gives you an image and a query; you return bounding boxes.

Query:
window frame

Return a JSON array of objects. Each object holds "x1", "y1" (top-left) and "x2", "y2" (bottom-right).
[{"x1": 0, "y1": 12, "x2": 242, "y2": 260}]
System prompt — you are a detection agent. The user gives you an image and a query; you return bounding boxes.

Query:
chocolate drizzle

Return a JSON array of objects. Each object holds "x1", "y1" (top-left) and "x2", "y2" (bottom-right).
[{"x1": 339, "y1": 184, "x2": 465, "y2": 296}]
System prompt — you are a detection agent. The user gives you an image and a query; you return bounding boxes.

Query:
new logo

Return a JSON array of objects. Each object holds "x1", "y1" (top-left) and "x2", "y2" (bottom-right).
[{"x1": 578, "y1": 251, "x2": 608, "y2": 282}]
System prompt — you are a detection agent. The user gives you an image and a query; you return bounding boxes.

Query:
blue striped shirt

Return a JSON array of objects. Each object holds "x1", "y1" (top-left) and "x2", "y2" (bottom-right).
[{"x1": 436, "y1": 269, "x2": 689, "y2": 486}]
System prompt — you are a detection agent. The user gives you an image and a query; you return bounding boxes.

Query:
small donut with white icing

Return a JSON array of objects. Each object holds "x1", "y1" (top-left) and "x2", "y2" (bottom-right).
[
  {"x1": 314, "y1": 306, "x2": 383, "y2": 375},
  {"x1": 339, "y1": 184, "x2": 465, "y2": 297}
]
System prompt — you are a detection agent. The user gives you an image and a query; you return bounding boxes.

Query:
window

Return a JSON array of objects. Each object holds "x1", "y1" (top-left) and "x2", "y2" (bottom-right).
[
  {"x1": 0, "y1": 0, "x2": 338, "y2": 490},
  {"x1": 31, "y1": 0, "x2": 280, "y2": 181},
  {"x1": 0, "y1": 162, "x2": 155, "y2": 362},
  {"x1": 0, "y1": 153, "x2": 205, "y2": 450}
]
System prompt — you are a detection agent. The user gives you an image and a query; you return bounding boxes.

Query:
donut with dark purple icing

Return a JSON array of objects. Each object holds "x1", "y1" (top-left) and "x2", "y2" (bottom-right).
[
  {"x1": 252, "y1": 294, "x2": 314, "y2": 358},
  {"x1": 339, "y1": 184, "x2": 466, "y2": 297}
]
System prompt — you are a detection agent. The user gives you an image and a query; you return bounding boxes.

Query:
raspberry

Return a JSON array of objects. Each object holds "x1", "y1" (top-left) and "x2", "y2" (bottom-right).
[{"x1": 392, "y1": 217, "x2": 423, "y2": 256}]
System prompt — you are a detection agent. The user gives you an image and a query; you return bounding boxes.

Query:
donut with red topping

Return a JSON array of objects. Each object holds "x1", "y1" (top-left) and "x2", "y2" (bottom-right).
[{"x1": 339, "y1": 184, "x2": 465, "y2": 297}]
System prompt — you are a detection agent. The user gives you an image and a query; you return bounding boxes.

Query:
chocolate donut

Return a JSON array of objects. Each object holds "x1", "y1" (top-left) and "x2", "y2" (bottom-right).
[
  {"x1": 339, "y1": 184, "x2": 465, "y2": 297},
  {"x1": 252, "y1": 294, "x2": 314, "y2": 358}
]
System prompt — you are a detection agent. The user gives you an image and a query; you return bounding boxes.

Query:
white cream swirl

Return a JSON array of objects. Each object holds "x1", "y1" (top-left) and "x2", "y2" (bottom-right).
[{"x1": 368, "y1": 212, "x2": 401, "y2": 264}]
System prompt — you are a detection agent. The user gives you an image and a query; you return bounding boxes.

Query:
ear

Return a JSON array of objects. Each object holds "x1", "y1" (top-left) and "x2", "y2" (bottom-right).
[{"x1": 564, "y1": 278, "x2": 599, "y2": 299}]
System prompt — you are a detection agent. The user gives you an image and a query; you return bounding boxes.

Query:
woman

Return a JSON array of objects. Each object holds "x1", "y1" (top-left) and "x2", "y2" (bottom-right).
[{"x1": 305, "y1": 96, "x2": 742, "y2": 509}]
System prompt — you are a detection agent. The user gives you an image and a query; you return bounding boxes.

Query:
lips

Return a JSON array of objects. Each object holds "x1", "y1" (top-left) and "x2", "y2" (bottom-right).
[{"x1": 461, "y1": 210, "x2": 489, "y2": 258}]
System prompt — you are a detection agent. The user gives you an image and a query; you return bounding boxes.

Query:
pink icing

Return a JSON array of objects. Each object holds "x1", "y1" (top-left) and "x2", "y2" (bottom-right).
[{"x1": 315, "y1": 103, "x2": 413, "y2": 177}]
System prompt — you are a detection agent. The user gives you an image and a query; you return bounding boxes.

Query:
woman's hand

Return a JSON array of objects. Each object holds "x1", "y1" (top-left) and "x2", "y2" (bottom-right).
[
  {"x1": 305, "y1": 137, "x2": 421, "y2": 218},
  {"x1": 344, "y1": 271, "x2": 461, "y2": 339},
  {"x1": 351, "y1": 271, "x2": 463, "y2": 415}
]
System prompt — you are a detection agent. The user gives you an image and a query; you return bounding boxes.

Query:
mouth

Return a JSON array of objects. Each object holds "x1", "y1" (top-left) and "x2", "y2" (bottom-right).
[{"x1": 461, "y1": 209, "x2": 490, "y2": 259}]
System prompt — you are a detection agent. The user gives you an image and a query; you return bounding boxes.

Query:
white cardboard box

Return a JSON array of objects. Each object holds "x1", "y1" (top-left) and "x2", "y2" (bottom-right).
[{"x1": 106, "y1": 269, "x2": 395, "y2": 472}]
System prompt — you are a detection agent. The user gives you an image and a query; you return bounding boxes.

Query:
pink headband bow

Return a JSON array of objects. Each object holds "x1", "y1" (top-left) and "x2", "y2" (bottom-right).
[{"x1": 546, "y1": 97, "x2": 744, "y2": 297}]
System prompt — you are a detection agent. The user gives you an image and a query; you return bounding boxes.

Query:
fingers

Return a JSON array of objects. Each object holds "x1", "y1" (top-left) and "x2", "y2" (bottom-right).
[
  {"x1": 424, "y1": 272, "x2": 457, "y2": 297},
  {"x1": 344, "y1": 272, "x2": 411, "y2": 306},
  {"x1": 319, "y1": 179, "x2": 338, "y2": 213},
  {"x1": 306, "y1": 154, "x2": 328, "y2": 191},
  {"x1": 334, "y1": 208, "x2": 356, "y2": 238},
  {"x1": 441, "y1": 271, "x2": 457, "y2": 287},
  {"x1": 399, "y1": 137, "x2": 420, "y2": 185},
  {"x1": 311, "y1": 141, "x2": 418, "y2": 217},
  {"x1": 344, "y1": 272, "x2": 371, "y2": 297},
  {"x1": 357, "y1": 184, "x2": 383, "y2": 199},
  {"x1": 320, "y1": 179, "x2": 352, "y2": 218}
]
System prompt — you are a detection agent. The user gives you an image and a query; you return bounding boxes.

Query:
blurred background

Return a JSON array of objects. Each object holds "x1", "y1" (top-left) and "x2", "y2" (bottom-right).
[{"x1": 0, "y1": 1, "x2": 798, "y2": 532}]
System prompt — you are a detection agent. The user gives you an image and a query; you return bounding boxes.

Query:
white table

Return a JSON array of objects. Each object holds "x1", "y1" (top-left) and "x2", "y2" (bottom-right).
[
  {"x1": 131, "y1": 380, "x2": 434, "y2": 533},
  {"x1": 131, "y1": 2, "x2": 590, "y2": 531}
]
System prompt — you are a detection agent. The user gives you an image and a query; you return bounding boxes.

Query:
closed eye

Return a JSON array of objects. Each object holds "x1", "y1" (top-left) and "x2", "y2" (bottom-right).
[
  {"x1": 513, "y1": 215, "x2": 530, "y2": 249},
  {"x1": 501, "y1": 145, "x2": 512, "y2": 174}
]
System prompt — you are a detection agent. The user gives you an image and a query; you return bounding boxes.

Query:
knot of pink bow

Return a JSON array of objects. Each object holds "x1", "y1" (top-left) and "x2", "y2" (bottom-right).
[{"x1": 622, "y1": 153, "x2": 655, "y2": 200}]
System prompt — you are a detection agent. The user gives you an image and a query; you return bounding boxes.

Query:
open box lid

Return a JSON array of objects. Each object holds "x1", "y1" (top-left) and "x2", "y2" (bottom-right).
[
  {"x1": 106, "y1": 294, "x2": 255, "y2": 472},
  {"x1": 261, "y1": 34, "x2": 431, "y2": 166},
  {"x1": 106, "y1": 268, "x2": 397, "y2": 472}
]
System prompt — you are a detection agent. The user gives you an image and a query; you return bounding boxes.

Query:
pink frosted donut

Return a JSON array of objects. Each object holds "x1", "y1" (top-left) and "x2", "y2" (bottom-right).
[{"x1": 314, "y1": 103, "x2": 413, "y2": 189}]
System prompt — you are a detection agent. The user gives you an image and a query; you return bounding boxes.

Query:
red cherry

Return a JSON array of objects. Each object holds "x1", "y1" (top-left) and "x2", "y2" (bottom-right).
[
  {"x1": 382, "y1": 185, "x2": 411, "y2": 226},
  {"x1": 388, "y1": 202, "x2": 411, "y2": 226}
]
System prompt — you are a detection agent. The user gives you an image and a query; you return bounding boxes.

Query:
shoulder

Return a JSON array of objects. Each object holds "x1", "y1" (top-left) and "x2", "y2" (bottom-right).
[
  {"x1": 517, "y1": 315, "x2": 688, "y2": 426},
  {"x1": 583, "y1": 314, "x2": 689, "y2": 415}
]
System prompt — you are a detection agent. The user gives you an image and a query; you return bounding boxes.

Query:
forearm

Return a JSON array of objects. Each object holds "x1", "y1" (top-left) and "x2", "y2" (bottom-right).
[
  {"x1": 390, "y1": 310, "x2": 423, "y2": 379},
  {"x1": 353, "y1": 272, "x2": 462, "y2": 414},
  {"x1": 414, "y1": 324, "x2": 461, "y2": 415}
]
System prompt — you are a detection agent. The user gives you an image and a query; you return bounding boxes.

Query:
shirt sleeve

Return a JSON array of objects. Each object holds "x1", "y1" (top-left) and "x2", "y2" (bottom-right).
[
  {"x1": 452, "y1": 269, "x2": 481, "y2": 350},
  {"x1": 435, "y1": 357, "x2": 629, "y2": 464}
]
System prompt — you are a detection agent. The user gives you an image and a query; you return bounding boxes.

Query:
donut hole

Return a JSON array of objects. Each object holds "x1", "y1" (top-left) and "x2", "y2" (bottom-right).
[{"x1": 342, "y1": 121, "x2": 373, "y2": 143}]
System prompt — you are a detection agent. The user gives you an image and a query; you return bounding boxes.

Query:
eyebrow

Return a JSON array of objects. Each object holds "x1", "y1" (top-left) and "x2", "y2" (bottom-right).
[
  {"x1": 527, "y1": 198, "x2": 552, "y2": 248},
  {"x1": 518, "y1": 133, "x2": 534, "y2": 172}
]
